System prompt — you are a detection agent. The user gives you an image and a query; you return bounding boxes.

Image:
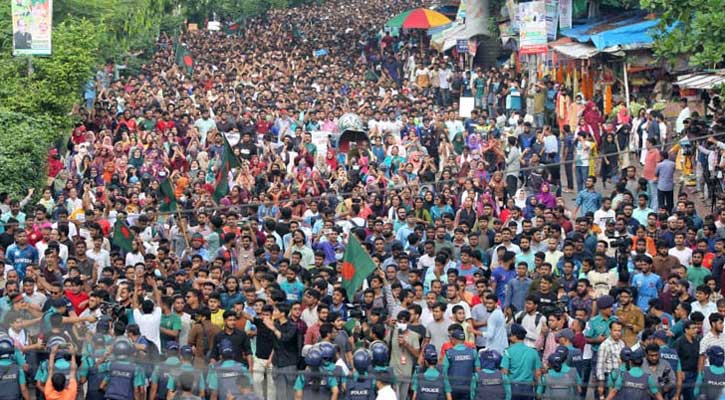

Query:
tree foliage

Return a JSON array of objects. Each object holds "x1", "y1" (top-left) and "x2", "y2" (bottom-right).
[
  {"x1": 0, "y1": 112, "x2": 57, "y2": 197},
  {"x1": 640, "y1": 0, "x2": 725, "y2": 67}
]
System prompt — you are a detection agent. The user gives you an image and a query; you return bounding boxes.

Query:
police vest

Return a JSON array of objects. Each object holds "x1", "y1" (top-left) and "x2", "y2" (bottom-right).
[
  {"x1": 217, "y1": 363, "x2": 248, "y2": 399},
  {"x1": 543, "y1": 368, "x2": 577, "y2": 400},
  {"x1": 473, "y1": 370, "x2": 505, "y2": 400},
  {"x1": 445, "y1": 346, "x2": 476, "y2": 391},
  {"x1": 345, "y1": 375, "x2": 375, "y2": 400},
  {"x1": 617, "y1": 370, "x2": 651, "y2": 400},
  {"x1": 0, "y1": 363, "x2": 21, "y2": 400},
  {"x1": 660, "y1": 347, "x2": 680, "y2": 373},
  {"x1": 155, "y1": 365, "x2": 178, "y2": 400},
  {"x1": 701, "y1": 368, "x2": 725, "y2": 400},
  {"x1": 105, "y1": 362, "x2": 137, "y2": 400},
  {"x1": 86, "y1": 357, "x2": 105, "y2": 393},
  {"x1": 303, "y1": 369, "x2": 332, "y2": 400},
  {"x1": 415, "y1": 369, "x2": 446, "y2": 400}
]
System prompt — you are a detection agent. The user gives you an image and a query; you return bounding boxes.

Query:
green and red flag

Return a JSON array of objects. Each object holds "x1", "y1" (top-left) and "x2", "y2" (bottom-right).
[
  {"x1": 112, "y1": 219, "x2": 135, "y2": 253},
  {"x1": 175, "y1": 44, "x2": 193, "y2": 72},
  {"x1": 224, "y1": 17, "x2": 245, "y2": 35},
  {"x1": 158, "y1": 177, "x2": 178, "y2": 213},
  {"x1": 213, "y1": 135, "x2": 242, "y2": 203},
  {"x1": 341, "y1": 234, "x2": 377, "y2": 297}
]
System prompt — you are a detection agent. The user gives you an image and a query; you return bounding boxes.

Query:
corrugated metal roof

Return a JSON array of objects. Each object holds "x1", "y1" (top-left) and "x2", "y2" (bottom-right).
[{"x1": 676, "y1": 72, "x2": 725, "y2": 90}]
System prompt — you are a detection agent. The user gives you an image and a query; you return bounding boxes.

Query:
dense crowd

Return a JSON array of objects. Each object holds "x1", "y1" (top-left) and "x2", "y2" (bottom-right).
[{"x1": 1, "y1": 0, "x2": 725, "y2": 399}]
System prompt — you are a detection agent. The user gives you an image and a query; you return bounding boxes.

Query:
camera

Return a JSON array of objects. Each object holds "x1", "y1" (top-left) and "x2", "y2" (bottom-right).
[
  {"x1": 100, "y1": 301, "x2": 125, "y2": 319},
  {"x1": 610, "y1": 237, "x2": 631, "y2": 249}
]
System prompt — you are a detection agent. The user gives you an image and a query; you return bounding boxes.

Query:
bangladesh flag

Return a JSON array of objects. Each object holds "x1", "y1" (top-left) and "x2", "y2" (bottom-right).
[
  {"x1": 112, "y1": 220, "x2": 135, "y2": 252},
  {"x1": 175, "y1": 43, "x2": 193, "y2": 72},
  {"x1": 224, "y1": 16, "x2": 245, "y2": 35},
  {"x1": 213, "y1": 135, "x2": 242, "y2": 203},
  {"x1": 158, "y1": 178, "x2": 177, "y2": 213},
  {"x1": 341, "y1": 234, "x2": 377, "y2": 298}
]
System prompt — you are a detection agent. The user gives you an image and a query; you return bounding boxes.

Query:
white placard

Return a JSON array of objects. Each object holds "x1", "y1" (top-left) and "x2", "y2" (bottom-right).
[{"x1": 459, "y1": 97, "x2": 475, "y2": 118}]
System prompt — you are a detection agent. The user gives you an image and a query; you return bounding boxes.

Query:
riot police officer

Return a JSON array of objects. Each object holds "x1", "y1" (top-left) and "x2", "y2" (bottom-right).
[
  {"x1": 412, "y1": 344, "x2": 450, "y2": 400},
  {"x1": 605, "y1": 348, "x2": 664, "y2": 400},
  {"x1": 207, "y1": 339, "x2": 253, "y2": 400},
  {"x1": 150, "y1": 341, "x2": 182, "y2": 400},
  {"x1": 101, "y1": 338, "x2": 146, "y2": 400},
  {"x1": 537, "y1": 351, "x2": 580, "y2": 399},
  {"x1": 294, "y1": 346, "x2": 340, "y2": 400},
  {"x1": 442, "y1": 325, "x2": 478, "y2": 400},
  {"x1": 35, "y1": 337, "x2": 74, "y2": 396},
  {"x1": 167, "y1": 345, "x2": 206, "y2": 399},
  {"x1": 344, "y1": 349, "x2": 375, "y2": 400},
  {"x1": 472, "y1": 348, "x2": 507, "y2": 400},
  {"x1": 607, "y1": 347, "x2": 632, "y2": 391},
  {"x1": 694, "y1": 345, "x2": 725, "y2": 400},
  {"x1": 79, "y1": 334, "x2": 109, "y2": 400},
  {"x1": 370, "y1": 341, "x2": 395, "y2": 388},
  {"x1": 0, "y1": 335, "x2": 29, "y2": 400}
]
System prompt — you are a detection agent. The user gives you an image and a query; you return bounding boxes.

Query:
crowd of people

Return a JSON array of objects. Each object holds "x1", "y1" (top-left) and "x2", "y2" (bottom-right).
[{"x1": 1, "y1": 0, "x2": 725, "y2": 399}]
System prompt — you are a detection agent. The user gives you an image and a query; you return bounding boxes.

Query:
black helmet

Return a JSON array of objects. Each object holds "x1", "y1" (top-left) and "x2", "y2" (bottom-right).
[
  {"x1": 629, "y1": 348, "x2": 645, "y2": 363},
  {"x1": 112, "y1": 338, "x2": 135, "y2": 359},
  {"x1": 547, "y1": 352, "x2": 565, "y2": 370},
  {"x1": 353, "y1": 349, "x2": 371, "y2": 372},
  {"x1": 478, "y1": 349, "x2": 502, "y2": 370},
  {"x1": 370, "y1": 341, "x2": 389, "y2": 366},
  {"x1": 305, "y1": 347, "x2": 323, "y2": 368},
  {"x1": 0, "y1": 336, "x2": 13, "y2": 359}
]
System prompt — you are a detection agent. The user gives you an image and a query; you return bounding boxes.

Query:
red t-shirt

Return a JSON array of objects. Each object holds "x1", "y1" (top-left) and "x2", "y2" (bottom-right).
[{"x1": 65, "y1": 290, "x2": 89, "y2": 315}]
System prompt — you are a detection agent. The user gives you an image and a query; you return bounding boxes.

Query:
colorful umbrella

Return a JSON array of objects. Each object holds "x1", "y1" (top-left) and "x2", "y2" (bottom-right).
[{"x1": 385, "y1": 8, "x2": 452, "y2": 29}]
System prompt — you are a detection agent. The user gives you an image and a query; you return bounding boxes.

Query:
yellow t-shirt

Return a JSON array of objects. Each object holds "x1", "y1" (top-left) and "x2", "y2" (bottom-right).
[{"x1": 210, "y1": 309, "x2": 225, "y2": 329}]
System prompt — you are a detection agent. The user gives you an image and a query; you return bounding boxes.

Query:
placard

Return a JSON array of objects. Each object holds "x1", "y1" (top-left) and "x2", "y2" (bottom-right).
[
  {"x1": 457, "y1": 39, "x2": 468, "y2": 53},
  {"x1": 559, "y1": 0, "x2": 573, "y2": 29},
  {"x1": 545, "y1": 0, "x2": 559, "y2": 40},
  {"x1": 459, "y1": 97, "x2": 475, "y2": 118},
  {"x1": 11, "y1": 0, "x2": 52, "y2": 56}
]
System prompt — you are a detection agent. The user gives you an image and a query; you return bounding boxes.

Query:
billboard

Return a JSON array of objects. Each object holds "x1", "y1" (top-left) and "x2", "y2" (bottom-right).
[
  {"x1": 519, "y1": 1, "x2": 547, "y2": 55},
  {"x1": 11, "y1": 0, "x2": 53, "y2": 56}
]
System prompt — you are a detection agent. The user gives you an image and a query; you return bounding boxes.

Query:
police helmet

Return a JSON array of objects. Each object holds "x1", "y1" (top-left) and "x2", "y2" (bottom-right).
[
  {"x1": 112, "y1": 338, "x2": 135, "y2": 359},
  {"x1": 619, "y1": 347, "x2": 633, "y2": 363},
  {"x1": 547, "y1": 352, "x2": 565, "y2": 371},
  {"x1": 305, "y1": 347, "x2": 323, "y2": 368},
  {"x1": 353, "y1": 349, "x2": 371, "y2": 372},
  {"x1": 478, "y1": 349, "x2": 502, "y2": 370},
  {"x1": 92, "y1": 334, "x2": 106, "y2": 348},
  {"x1": 318, "y1": 342, "x2": 336, "y2": 362},
  {"x1": 553, "y1": 345, "x2": 569, "y2": 361},
  {"x1": 423, "y1": 344, "x2": 438, "y2": 365},
  {"x1": 0, "y1": 336, "x2": 14, "y2": 359},
  {"x1": 46, "y1": 336, "x2": 71, "y2": 360},
  {"x1": 629, "y1": 348, "x2": 645, "y2": 363},
  {"x1": 707, "y1": 346, "x2": 725, "y2": 367},
  {"x1": 370, "y1": 341, "x2": 389, "y2": 366}
]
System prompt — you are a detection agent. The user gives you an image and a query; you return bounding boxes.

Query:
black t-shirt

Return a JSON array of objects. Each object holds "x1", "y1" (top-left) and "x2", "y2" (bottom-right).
[
  {"x1": 210, "y1": 328, "x2": 252, "y2": 366},
  {"x1": 252, "y1": 317, "x2": 276, "y2": 360}
]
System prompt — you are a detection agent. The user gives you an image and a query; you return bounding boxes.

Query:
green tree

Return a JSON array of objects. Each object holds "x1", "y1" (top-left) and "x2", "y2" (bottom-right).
[{"x1": 640, "y1": 0, "x2": 725, "y2": 67}]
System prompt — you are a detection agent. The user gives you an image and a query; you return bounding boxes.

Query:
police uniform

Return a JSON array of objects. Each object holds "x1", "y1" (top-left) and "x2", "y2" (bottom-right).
[
  {"x1": 611, "y1": 366, "x2": 660, "y2": 400},
  {"x1": 79, "y1": 350, "x2": 109, "y2": 400},
  {"x1": 443, "y1": 343, "x2": 478, "y2": 400},
  {"x1": 537, "y1": 363, "x2": 581, "y2": 399},
  {"x1": 472, "y1": 366, "x2": 510, "y2": 400},
  {"x1": 344, "y1": 371, "x2": 375, "y2": 400},
  {"x1": 502, "y1": 325, "x2": 541, "y2": 400},
  {"x1": 293, "y1": 367, "x2": 339, "y2": 400},
  {"x1": 694, "y1": 365, "x2": 725, "y2": 399},
  {"x1": 207, "y1": 359, "x2": 253, "y2": 399},
  {"x1": 102, "y1": 359, "x2": 147, "y2": 400},
  {"x1": 167, "y1": 363, "x2": 206, "y2": 397},
  {"x1": 151, "y1": 356, "x2": 181, "y2": 400},
  {"x1": 35, "y1": 358, "x2": 74, "y2": 389},
  {"x1": 0, "y1": 356, "x2": 26, "y2": 400},
  {"x1": 412, "y1": 365, "x2": 451, "y2": 400}
]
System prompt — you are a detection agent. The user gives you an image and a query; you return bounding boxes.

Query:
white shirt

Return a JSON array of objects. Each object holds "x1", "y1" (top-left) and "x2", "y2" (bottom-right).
[
  {"x1": 376, "y1": 385, "x2": 397, "y2": 400},
  {"x1": 301, "y1": 306, "x2": 319, "y2": 328},
  {"x1": 517, "y1": 311, "x2": 545, "y2": 348},
  {"x1": 593, "y1": 209, "x2": 616, "y2": 231},
  {"x1": 444, "y1": 300, "x2": 472, "y2": 321},
  {"x1": 176, "y1": 311, "x2": 192, "y2": 346},
  {"x1": 676, "y1": 107, "x2": 691, "y2": 134},
  {"x1": 668, "y1": 247, "x2": 693, "y2": 267},
  {"x1": 691, "y1": 301, "x2": 717, "y2": 335},
  {"x1": 133, "y1": 306, "x2": 162, "y2": 351},
  {"x1": 86, "y1": 248, "x2": 111, "y2": 279}
]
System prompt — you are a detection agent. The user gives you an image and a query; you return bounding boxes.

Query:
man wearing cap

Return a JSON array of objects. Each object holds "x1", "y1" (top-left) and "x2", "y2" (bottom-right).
[
  {"x1": 167, "y1": 346, "x2": 205, "y2": 398},
  {"x1": 585, "y1": 295, "x2": 617, "y2": 397},
  {"x1": 694, "y1": 345, "x2": 725, "y2": 400},
  {"x1": 502, "y1": 322, "x2": 541, "y2": 400},
  {"x1": 605, "y1": 348, "x2": 664, "y2": 400},
  {"x1": 442, "y1": 324, "x2": 478, "y2": 400},
  {"x1": 699, "y1": 313, "x2": 725, "y2": 372},
  {"x1": 207, "y1": 339, "x2": 253, "y2": 400},
  {"x1": 182, "y1": 233, "x2": 209, "y2": 262},
  {"x1": 651, "y1": 329, "x2": 683, "y2": 399},
  {"x1": 557, "y1": 328, "x2": 585, "y2": 376}
]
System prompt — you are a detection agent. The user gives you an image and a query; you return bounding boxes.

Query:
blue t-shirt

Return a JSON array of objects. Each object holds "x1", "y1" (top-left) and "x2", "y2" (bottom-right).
[
  {"x1": 6, "y1": 243, "x2": 38, "y2": 280},
  {"x1": 492, "y1": 267, "x2": 516, "y2": 305},
  {"x1": 631, "y1": 272, "x2": 663, "y2": 311}
]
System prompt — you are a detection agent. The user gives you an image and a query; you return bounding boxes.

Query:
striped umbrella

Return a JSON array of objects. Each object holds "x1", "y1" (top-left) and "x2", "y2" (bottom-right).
[{"x1": 385, "y1": 8, "x2": 452, "y2": 29}]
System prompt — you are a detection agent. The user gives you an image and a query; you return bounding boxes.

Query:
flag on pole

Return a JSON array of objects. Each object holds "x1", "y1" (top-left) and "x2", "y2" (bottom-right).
[
  {"x1": 341, "y1": 234, "x2": 377, "y2": 297},
  {"x1": 158, "y1": 177, "x2": 178, "y2": 213},
  {"x1": 175, "y1": 43, "x2": 193, "y2": 72},
  {"x1": 112, "y1": 220, "x2": 135, "y2": 252},
  {"x1": 213, "y1": 135, "x2": 242, "y2": 203}
]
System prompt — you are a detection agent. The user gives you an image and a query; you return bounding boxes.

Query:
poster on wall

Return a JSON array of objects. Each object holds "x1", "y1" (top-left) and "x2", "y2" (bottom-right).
[
  {"x1": 559, "y1": 0, "x2": 573, "y2": 29},
  {"x1": 11, "y1": 0, "x2": 52, "y2": 56},
  {"x1": 545, "y1": 0, "x2": 559, "y2": 40},
  {"x1": 464, "y1": 0, "x2": 489, "y2": 37},
  {"x1": 519, "y1": 1, "x2": 547, "y2": 55}
]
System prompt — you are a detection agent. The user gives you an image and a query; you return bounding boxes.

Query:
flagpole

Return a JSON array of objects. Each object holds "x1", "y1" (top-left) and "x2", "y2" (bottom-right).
[{"x1": 176, "y1": 210, "x2": 191, "y2": 250}]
